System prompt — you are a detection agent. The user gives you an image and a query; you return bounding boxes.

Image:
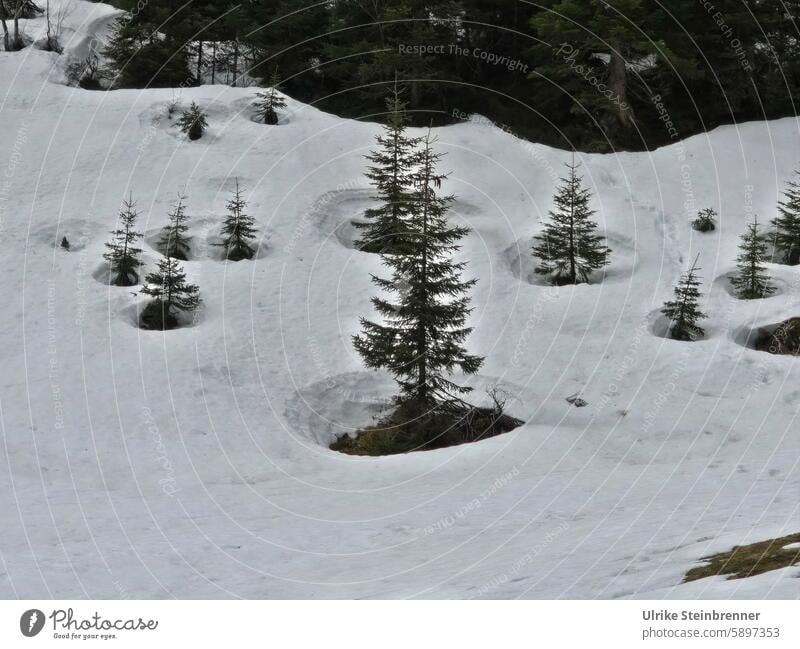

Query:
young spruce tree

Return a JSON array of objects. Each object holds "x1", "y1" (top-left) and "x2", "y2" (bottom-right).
[
  {"x1": 692, "y1": 207, "x2": 717, "y2": 232},
  {"x1": 353, "y1": 132, "x2": 483, "y2": 412},
  {"x1": 772, "y1": 171, "x2": 800, "y2": 265},
  {"x1": 158, "y1": 194, "x2": 192, "y2": 260},
  {"x1": 661, "y1": 256, "x2": 707, "y2": 341},
  {"x1": 218, "y1": 178, "x2": 258, "y2": 261},
  {"x1": 354, "y1": 83, "x2": 422, "y2": 255},
  {"x1": 254, "y1": 68, "x2": 287, "y2": 125},
  {"x1": 104, "y1": 195, "x2": 143, "y2": 286},
  {"x1": 731, "y1": 216, "x2": 775, "y2": 299},
  {"x1": 177, "y1": 102, "x2": 208, "y2": 140},
  {"x1": 532, "y1": 157, "x2": 611, "y2": 284},
  {"x1": 140, "y1": 256, "x2": 201, "y2": 330}
]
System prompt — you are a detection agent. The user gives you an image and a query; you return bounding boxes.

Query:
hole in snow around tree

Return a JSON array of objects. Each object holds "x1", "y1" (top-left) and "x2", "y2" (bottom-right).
[
  {"x1": 143, "y1": 227, "x2": 195, "y2": 261},
  {"x1": 120, "y1": 300, "x2": 205, "y2": 332},
  {"x1": 648, "y1": 308, "x2": 708, "y2": 342},
  {"x1": 734, "y1": 319, "x2": 800, "y2": 356},
  {"x1": 503, "y1": 231, "x2": 629, "y2": 287},
  {"x1": 502, "y1": 237, "x2": 553, "y2": 286},
  {"x1": 286, "y1": 372, "x2": 525, "y2": 454},
  {"x1": 92, "y1": 261, "x2": 140, "y2": 287},
  {"x1": 310, "y1": 188, "x2": 483, "y2": 253},
  {"x1": 282, "y1": 372, "x2": 397, "y2": 448},
  {"x1": 195, "y1": 216, "x2": 268, "y2": 262},
  {"x1": 712, "y1": 271, "x2": 785, "y2": 299}
]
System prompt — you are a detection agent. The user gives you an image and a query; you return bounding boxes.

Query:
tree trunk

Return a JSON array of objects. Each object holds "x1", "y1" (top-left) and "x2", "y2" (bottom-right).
[
  {"x1": 1, "y1": 18, "x2": 10, "y2": 51},
  {"x1": 232, "y1": 36, "x2": 239, "y2": 87},
  {"x1": 211, "y1": 41, "x2": 216, "y2": 84},
  {"x1": 608, "y1": 49, "x2": 634, "y2": 129},
  {"x1": 197, "y1": 40, "x2": 203, "y2": 80}
]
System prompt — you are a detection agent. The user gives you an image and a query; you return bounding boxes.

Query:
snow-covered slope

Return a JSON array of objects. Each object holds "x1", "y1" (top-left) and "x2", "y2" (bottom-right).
[{"x1": 1, "y1": 2, "x2": 798, "y2": 599}]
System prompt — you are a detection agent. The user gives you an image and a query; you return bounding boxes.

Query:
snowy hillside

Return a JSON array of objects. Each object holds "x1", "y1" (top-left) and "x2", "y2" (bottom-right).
[{"x1": 0, "y1": 1, "x2": 798, "y2": 599}]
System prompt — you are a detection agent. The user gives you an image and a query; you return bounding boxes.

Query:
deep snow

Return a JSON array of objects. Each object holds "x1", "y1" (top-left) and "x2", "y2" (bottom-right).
[{"x1": 0, "y1": 1, "x2": 798, "y2": 599}]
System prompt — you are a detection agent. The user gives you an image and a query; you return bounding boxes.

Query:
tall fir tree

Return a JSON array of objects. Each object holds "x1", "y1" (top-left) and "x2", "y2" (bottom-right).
[
  {"x1": 140, "y1": 255, "x2": 201, "y2": 330},
  {"x1": 354, "y1": 83, "x2": 422, "y2": 254},
  {"x1": 103, "y1": 195, "x2": 143, "y2": 286},
  {"x1": 218, "y1": 178, "x2": 258, "y2": 261},
  {"x1": 254, "y1": 68, "x2": 287, "y2": 125},
  {"x1": 532, "y1": 157, "x2": 611, "y2": 284},
  {"x1": 772, "y1": 171, "x2": 800, "y2": 265},
  {"x1": 661, "y1": 256, "x2": 707, "y2": 341},
  {"x1": 158, "y1": 194, "x2": 192, "y2": 260},
  {"x1": 731, "y1": 216, "x2": 775, "y2": 299},
  {"x1": 353, "y1": 131, "x2": 483, "y2": 411}
]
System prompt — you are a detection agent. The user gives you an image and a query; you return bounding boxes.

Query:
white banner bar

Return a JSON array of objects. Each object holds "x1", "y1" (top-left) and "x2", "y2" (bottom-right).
[{"x1": 1, "y1": 601, "x2": 797, "y2": 648}]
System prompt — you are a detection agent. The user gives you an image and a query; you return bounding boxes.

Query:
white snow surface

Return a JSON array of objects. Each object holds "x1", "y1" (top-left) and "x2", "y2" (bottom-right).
[{"x1": 0, "y1": 2, "x2": 798, "y2": 599}]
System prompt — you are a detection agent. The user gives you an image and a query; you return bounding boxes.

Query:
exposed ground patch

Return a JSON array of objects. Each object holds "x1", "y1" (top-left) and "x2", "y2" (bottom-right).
[{"x1": 684, "y1": 533, "x2": 800, "y2": 582}]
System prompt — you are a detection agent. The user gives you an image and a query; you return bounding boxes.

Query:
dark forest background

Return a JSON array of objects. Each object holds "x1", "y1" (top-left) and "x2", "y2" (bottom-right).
[{"x1": 98, "y1": 0, "x2": 800, "y2": 151}]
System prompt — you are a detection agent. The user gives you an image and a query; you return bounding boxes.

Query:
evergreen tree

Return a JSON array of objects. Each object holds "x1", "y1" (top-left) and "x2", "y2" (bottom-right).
[
  {"x1": 772, "y1": 172, "x2": 800, "y2": 265},
  {"x1": 354, "y1": 83, "x2": 422, "y2": 254},
  {"x1": 353, "y1": 132, "x2": 483, "y2": 410},
  {"x1": 157, "y1": 194, "x2": 192, "y2": 260},
  {"x1": 529, "y1": 0, "x2": 695, "y2": 141},
  {"x1": 177, "y1": 102, "x2": 208, "y2": 140},
  {"x1": 532, "y1": 158, "x2": 611, "y2": 284},
  {"x1": 102, "y1": 11, "x2": 191, "y2": 88},
  {"x1": 217, "y1": 178, "x2": 258, "y2": 261},
  {"x1": 692, "y1": 208, "x2": 717, "y2": 232},
  {"x1": 140, "y1": 255, "x2": 201, "y2": 330},
  {"x1": 731, "y1": 217, "x2": 775, "y2": 299},
  {"x1": 661, "y1": 256, "x2": 707, "y2": 341},
  {"x1": 253, "y1": 68, "x2": 287, "y2": 125},
  {"x1": 103, "y1": 195, "x2": 143, "y2": 286}
]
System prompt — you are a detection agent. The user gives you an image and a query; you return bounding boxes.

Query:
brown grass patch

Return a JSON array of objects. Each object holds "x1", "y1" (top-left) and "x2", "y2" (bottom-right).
[{"x1": 684, "y1": 533, "x2": 800, "y2": 582}]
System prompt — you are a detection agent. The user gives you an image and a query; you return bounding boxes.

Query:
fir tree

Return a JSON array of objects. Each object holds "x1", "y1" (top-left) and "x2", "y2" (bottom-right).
[
  {"x1": 772, "y1": 172, "x2": 800, "y2": 265},
  {"x1": 139, "y1": 255, "x2": 200, "y2": 330},
  {"x1": 692, "y1": 207, "x2": 717, "y2": 232},
  {"x1": 354, "y1": 83, "x2": 422, "y2": 255},
  {"x1": 177, "y1": 102, "x2": 208, "y2": 140},
  {"x1": 731, "y1": 216, "x2": 775, "y2": 299},
  {"x1": 661, "y1": 256, "x2": 707, "y2": 341},
  {"x1": 217, "y1": 178, "x2": 258, "y2": 261},
  {"x1": 157, "y1": 194, "x2": 192, "y2": 260},
  {"x1": 253, "y1": 68, "x2": 287, "y2": 125},
  {"x1": 532, "y1": 157, "x2": 611, "y2": 284},
  {"x1": 101, "y1": 12, "x2": 191, "y2": 88},
  {"x1": 103, "y1": 195, "x2": 143, "y2": 286},
  {"x1": 353, "y1": 131, "x2": 483, "y2": 411}
]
